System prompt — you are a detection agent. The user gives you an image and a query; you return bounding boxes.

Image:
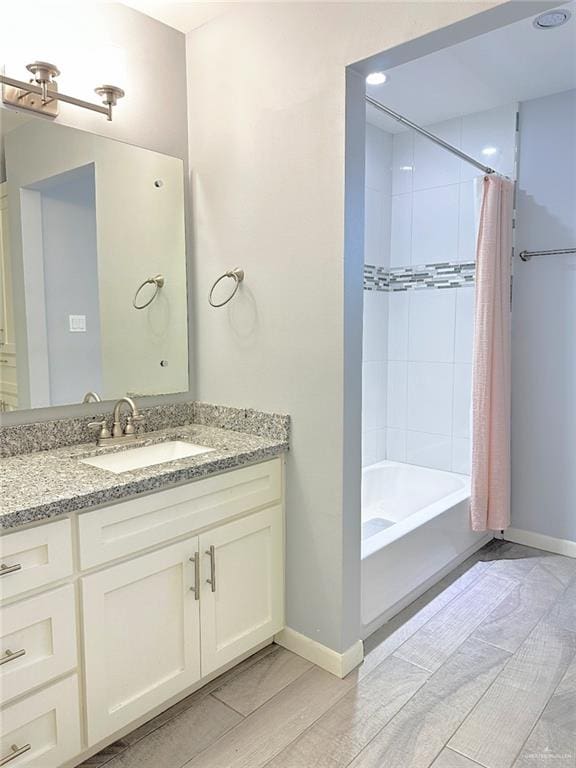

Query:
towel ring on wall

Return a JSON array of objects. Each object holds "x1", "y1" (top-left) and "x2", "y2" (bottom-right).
[
  {"x1": 133, "y1": 274, "x2": 165, "y2": 309},
  {"x1": 209, "y1": 268, "x2": 245, "y2": 308}
]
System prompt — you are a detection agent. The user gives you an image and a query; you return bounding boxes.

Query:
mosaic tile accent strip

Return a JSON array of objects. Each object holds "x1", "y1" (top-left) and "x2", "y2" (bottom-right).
[{"x1": 364, "y1": 261, "x2": 476, "y2": 292}]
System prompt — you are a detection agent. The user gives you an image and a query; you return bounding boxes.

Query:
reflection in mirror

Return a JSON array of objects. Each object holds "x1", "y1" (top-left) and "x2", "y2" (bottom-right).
[{"x1": 0, "y1": 110, "x2": 189, "y2": 412}]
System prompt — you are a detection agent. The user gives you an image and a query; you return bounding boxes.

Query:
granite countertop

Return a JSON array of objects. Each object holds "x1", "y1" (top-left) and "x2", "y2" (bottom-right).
[{"x1": 0, "y1": 423, "x2": 288, "y2": 530}]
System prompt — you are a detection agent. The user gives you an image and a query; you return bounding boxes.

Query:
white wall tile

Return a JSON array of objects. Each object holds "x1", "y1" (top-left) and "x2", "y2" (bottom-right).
[
  {"x1": 413, "y1": 118, "x2": 462, "y2": 191},
  {"x1": 386, "y1": 428, "x2": 407, "y2": 462},
  {"x1": 453, "y1": 363, "x2": 472, "y2": 439},
  {"x1": 364, "y1": 186, "x2": 384, "y2": 265},
  {"x1": 365, "y1": 123, "x2": 392, "y2": 192},
  {"x1": 452, "y1": 437, "x2": 471, "y2": 475},
  {"x1": 390, "y1": 193, "x2": 412, "y2": 266},
  {"x1": 387, "y1": 291, "x2": 409, "y2": 361},
  {"x1": 363, "y1": 291, "x2": 388, "y2": 363},
  {"x1": 408, "y1": 290, "x2": 456, "y2": 363},
  {"x1": 362, "y1": 429, "x2": 378, "y2": 467},
  {"x1": 392, "y1": 131, "x2": 414, "y2": 195},
  {"x1": 406, "y1": 431, "x2": 452, "y2": 471},
  {"x1": 455, "y1": 288, "x2": 475, "y2": 364},
  {"x1": 407, "y1": 361, "x2": 453, "y2": 435},
  {"x1": 460, "y1": 103, "x2": 517, "y2": 182},
  {"x1": 412, "y1": 184, "x2": 459, "y2": 264},
  {"x1": 457, "y1": 179, "x2": 481, "y2": 262},
  {"x1": 380, "y1": 194, "x2": 392, "y2": 267},
  {"x1": 387, "y1": 361, "x2": 407, "y2": 430},
  {"x1": 363, "y1": 360, "x2": 387, "y2": 430}
]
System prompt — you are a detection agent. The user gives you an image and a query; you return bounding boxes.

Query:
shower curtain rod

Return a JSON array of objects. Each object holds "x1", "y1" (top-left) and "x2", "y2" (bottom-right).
[{"x1": 365, "y1": 96, "x2": 496, "y2": 175}]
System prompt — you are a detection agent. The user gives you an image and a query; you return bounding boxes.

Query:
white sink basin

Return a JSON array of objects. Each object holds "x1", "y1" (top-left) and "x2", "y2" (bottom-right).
[{"x1": 81, "y1": 440, "x2": 214, "y2": 474}]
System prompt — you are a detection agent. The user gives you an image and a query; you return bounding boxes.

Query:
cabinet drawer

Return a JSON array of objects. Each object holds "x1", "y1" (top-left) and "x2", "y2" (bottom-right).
[
  {"x1": 0, "y1": 675, "x2": 81, "y2": 768},
  {"x1": 0, "y1": 586, "x2": 77, "y2": 703},
  {"x1": 78, "y1": 458, "x2": 282, "y2": 569},
  {"x1": 0, "y1": 521, "x2": 73, "y2": 602}
]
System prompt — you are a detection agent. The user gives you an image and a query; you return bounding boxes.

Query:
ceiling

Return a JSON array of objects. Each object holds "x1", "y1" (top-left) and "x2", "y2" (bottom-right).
[
  {"x1": 121, "y1": 0, "x2": 388, "y2": 33},
  {"x1": 120, "y1": 1, "x2": 232, "y2": 33},
  {"x1": 366, "y1": 1, "x2": 576, "y2": 131}
]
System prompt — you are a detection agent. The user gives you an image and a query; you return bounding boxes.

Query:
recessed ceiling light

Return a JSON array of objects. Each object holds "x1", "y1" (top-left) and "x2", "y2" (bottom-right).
[
  {"x1": 533, "y1": 9, "x2": 571, "y2": 28},
  {"x1": 366, "y1": 72, "x2": 388, "y2": 85},
  {"x1": 481, "y1": 146, "x2": 498, "y2": 157}
]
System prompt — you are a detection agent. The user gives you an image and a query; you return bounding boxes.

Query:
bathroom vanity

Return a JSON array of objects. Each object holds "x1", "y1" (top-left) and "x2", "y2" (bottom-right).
[{"x1": 0, "y1": 408, "x2": 288, "y2": 768}]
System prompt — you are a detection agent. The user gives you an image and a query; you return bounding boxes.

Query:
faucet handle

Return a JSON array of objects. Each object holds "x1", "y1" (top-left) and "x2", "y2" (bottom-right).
[
  {"x1": 87, "y1": 419, "x2": 111, "y2": 442},
  {"x1": 125, "y1": 413, "x2": 145, "y2": 436}
]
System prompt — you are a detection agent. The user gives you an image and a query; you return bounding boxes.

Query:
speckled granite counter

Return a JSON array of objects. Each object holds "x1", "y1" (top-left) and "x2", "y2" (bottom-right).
[{"x1": 0, "y1": 422, "x2": 288, "y2": 530}]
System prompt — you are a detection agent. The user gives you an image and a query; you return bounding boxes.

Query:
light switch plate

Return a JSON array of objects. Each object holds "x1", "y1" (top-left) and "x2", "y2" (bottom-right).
[{"x1": 69, "y1": 315, "x2": 87, "y2": 332}]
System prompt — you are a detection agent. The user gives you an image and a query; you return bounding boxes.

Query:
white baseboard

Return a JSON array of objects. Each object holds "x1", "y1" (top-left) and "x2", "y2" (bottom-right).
[
  {"x1": 274, "y1": 627, "x2": 364, "y2": 678},
  {"x1": 503, "y1": 527, "x2": 576, "y2": 559}
]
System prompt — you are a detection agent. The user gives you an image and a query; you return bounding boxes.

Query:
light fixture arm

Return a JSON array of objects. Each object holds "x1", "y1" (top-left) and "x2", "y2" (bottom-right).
[{"x1": 1, "y1": 61, "x2": 124, "y2": 121}]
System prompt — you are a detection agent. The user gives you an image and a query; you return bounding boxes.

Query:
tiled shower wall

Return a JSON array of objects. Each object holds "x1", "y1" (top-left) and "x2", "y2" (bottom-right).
[{"x1": 362, "y1": 104, "x2": 517, "y2": 471}]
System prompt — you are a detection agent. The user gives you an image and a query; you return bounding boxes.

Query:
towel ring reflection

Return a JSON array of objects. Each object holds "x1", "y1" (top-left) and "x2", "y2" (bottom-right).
[
  {"x1": 209, "y1": 268, "x2": 244, "y2": 308},
  {"x1": 133, "y1": 274, "x2": 165, "y2": 309}
]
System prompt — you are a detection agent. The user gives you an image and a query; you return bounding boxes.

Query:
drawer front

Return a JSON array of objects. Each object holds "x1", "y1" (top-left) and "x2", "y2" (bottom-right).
[
  {"x1": 0, "y1": 675, "x2": 81, "y2": 768},
  {"x1": 0, "y1": 521, "x2": 73, "y2": 602},
  {"x1": 0, "y1": 586, "x2": 78, "y2": 703},
  {"x1": 78, "y1": 458, "x2": 282, "y2": 569}
]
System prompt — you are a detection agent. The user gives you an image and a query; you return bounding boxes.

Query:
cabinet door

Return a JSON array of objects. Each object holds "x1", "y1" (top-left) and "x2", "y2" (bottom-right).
[
  {"x1": 200, "y1": 506, "x2": 284, "y2": 676},
  {"x1": 82, "y1": 538, "x2": 201, "y2": 745}
]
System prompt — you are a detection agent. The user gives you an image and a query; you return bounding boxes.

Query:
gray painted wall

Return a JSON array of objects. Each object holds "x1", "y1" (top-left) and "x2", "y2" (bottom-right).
[
  {"x1": 512, "y1": 88, "x2": 576, "y2": 543},
  {"x1": 185, "y1": 1, "x2": 524, "y2": 654}
]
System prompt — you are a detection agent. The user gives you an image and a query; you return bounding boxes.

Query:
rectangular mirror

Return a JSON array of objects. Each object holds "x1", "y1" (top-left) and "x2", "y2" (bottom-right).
[{"x1": 0, "y1": 110, "x2": 189, "y2": 412}]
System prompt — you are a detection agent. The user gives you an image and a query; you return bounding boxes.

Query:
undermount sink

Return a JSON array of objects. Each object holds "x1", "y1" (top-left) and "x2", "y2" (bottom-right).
[{"x1": 80, "y1": 440, "x2": 215, "y2": 474}]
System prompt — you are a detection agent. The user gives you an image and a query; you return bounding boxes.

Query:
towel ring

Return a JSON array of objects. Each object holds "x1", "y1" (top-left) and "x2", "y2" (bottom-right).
[
  {"x1": 133, "y1": 274, "x2": 165, "y2": 309},
  {"x1": 209, "y1": 268, "x2": 244, "y2": 308}
]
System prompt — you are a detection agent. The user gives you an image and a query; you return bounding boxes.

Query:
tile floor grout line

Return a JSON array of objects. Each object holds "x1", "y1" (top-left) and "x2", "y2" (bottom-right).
[
  {"x1": 472, "y1": 635, "x2": 516, "y2": 654},
  {"x1": 207, "y1": 692, "x2": 248, "y2": 718},
  {"x1": 447, "y1": 743, "x2": 493, "y2": 768},
  {"x1": 210, "y1": 659, "x2": 313, "y2": 718}
]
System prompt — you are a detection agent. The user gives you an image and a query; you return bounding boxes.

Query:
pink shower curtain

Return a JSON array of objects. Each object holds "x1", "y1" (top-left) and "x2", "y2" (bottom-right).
[{"x1": 470, "y1": 175, "x2": 515, "y2": 532}]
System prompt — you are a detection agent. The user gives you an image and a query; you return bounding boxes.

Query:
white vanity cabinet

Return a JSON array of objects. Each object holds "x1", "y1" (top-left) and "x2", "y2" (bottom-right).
[
  {"x1": 199, "y1": 506, "x2": 283, "y2": 675},
  {"x1": 82, "y1": 538, "x2": 202, "y2": 743},
  {"x1": 0, "y1": 457, "x2": 284, "y2": 768}
]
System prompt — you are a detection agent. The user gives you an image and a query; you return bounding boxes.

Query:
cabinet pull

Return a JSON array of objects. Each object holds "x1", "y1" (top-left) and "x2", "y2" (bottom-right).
[
  {"x1": 0, "y1": 563, "x2": 22, "y2": 576},
  {"x1": 1, "y1": 744, "x2": 32, "y2": 766},
  {"x1": 206, "y1": 545, "x2": 216, "y2": 592},
  {"x1": 189, "y1": 553, "x2": 200, "y2": 600},
  {"x1": 0, "y1": 648, "x2": 26, "y2": 666}
]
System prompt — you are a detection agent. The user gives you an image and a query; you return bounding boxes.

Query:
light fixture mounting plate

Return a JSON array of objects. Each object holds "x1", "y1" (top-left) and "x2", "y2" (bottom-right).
[{"x1": 2, "y1": 81, "x2": 59, "y2": 118}]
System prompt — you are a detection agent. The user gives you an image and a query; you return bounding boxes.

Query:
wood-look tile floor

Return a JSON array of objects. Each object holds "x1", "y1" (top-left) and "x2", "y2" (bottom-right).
[{"x1": 82, "y1": 541, "x2": 576, "y2": 768}]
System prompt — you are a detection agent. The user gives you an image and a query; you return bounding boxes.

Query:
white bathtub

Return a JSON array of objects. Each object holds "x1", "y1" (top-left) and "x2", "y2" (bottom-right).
[{"x1": 361, "y1": 460, "x2": 490, "y2": 637}]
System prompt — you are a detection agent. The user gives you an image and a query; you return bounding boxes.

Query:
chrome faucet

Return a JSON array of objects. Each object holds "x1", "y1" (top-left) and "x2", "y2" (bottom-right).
[
  {"x1": 87, "y1": 396, "x2": 145, "y2": 446},
  {"x1": 112, "y1": 396, "x2": 144, "y2": 439},
  {"x1": 82, "y1": 391, "x2": 102, "y2": 403}
]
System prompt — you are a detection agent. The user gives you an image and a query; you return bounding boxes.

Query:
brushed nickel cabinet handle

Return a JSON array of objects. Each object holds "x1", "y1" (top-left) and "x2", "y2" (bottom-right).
[
  {"x1": 189, "y1": 553, "x2": 200, "y2": 600},
  {"x1": 0, "y1": 648, "x2": 26, "y2": 666},
  {"x1": 0, "y1": 563, "x2": 22, "y2": 576},
  {"x1": 205, "y1": 545, "x2": 216, "y2": 593},
  {"x1": 1, "y1": 744, "x2": 32, "y2": 766}
]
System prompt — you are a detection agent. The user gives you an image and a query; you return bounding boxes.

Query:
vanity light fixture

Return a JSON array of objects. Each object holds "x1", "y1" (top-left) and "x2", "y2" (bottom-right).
[{"x1": 0, "y1": 60, "x2": 125, "y2": 121}]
